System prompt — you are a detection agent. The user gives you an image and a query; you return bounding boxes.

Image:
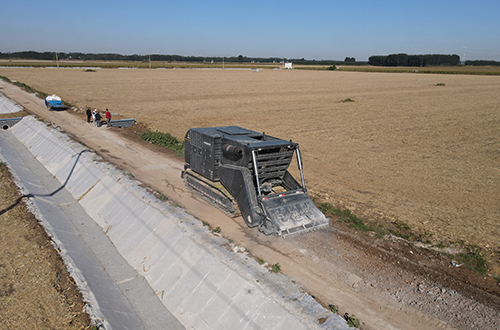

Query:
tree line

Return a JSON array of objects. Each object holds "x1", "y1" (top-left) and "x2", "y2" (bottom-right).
[
  {"x1": 465, "y1": 60, "x2": 500, "y2": 66},
  {"x1": 0, "y1": 51, "x2": 232, "y2": 62},
  {"x1": 6, "y1": 51, "x2": 497, "y2": 67},
  {"x1": 368, "y1": 53, "x2": 460, "y2": 67},
  {"x1": 0, "y1": 51, "x2": 366, "y2": 65}
]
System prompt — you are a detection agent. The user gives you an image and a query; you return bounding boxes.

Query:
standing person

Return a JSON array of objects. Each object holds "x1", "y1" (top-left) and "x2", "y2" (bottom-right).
[
  {"x1": 95, "y1": 111, "x2": 102, "y2": 127},
  {"x1": 92, "y1": 109, "x2": 97, "y2": 125},
  {"x1": 86, "y1": 107, "x2": 92, "y2": 123},
  {"x1": 105, "y1": 109, "x2": 111, "y2": 125}
]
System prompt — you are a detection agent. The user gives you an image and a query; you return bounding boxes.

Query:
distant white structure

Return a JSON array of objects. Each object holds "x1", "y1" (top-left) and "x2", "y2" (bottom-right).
[{"x1": 284, "y1": 62, "x2": 293, "y2": 69}]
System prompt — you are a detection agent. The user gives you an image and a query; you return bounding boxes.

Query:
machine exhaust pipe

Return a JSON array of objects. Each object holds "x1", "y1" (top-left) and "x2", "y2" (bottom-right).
[{"x1": 222, "y1": 144, "x2": 243, "y2": 159}]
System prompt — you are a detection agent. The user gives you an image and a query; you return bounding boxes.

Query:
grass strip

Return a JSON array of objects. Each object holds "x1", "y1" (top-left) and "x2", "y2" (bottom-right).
[
  {"x1": 0, "y1": 75, "x2": 59, "y2": 103},
  {"x1": 140, "y1": 130, "x2": 184, "y2": 157},
  {"x1": 444, "y1": 245, "x2": 488, "y2": 275},
  {"x1": 318, "y1": 202, "x2": 390, "y2": 238},
  {"x1": 318, "y1": 201, "x2": 492, "y2": 276}
]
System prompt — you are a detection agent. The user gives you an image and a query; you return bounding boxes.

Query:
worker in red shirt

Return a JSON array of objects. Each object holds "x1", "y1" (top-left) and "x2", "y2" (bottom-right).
[{"x1": 105, "y1": 109, "x2": 112, "y2": 125}]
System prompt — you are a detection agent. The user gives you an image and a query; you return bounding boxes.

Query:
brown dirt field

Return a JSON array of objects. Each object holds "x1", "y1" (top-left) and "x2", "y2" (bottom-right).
[
  {"x1": 2, "y1": 76, "x2": 500, "y2": 330},
  {"x1": 336, "y1": 65, "x2": 500, "y2": 74},
  {"x1": 0, "y1": 163, "x2": 92, "y2": 329},
  {"x1": 2, "y1": 68, "x2": 499, "y2": 263}
]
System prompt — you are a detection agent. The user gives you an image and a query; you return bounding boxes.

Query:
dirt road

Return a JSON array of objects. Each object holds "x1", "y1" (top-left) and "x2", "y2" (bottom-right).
[{"x1": 1, "y1": 80, "x2": 499, "y2": 330}]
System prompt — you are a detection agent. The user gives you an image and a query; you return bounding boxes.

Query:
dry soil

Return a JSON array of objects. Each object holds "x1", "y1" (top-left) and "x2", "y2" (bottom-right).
[
  {"x1": 1, "y1": 68, "x2": 499, "y2": 259},
  {"x1": 0, "y1": 162, "x2": 92, "y2": 329},
  {"x1": 1, "y1": 69, "x2": 499, "y2": 330}
]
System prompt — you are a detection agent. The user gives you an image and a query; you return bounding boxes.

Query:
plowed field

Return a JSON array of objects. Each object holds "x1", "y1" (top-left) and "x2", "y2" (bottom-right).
[{"x1": 1, "y1": 67, "x2": 499, "y2": 268}]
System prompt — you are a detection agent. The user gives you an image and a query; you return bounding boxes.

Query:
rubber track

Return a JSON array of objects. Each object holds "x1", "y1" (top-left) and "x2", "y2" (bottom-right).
[{"x1": 184, "y1": 171, "x2": 240, "y2": 218}]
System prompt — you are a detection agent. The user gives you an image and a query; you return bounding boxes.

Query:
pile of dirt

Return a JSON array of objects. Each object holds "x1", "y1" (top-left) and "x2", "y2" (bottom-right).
[{"x1": 0, "y1": 163, "x2": 93, "y2": 329}]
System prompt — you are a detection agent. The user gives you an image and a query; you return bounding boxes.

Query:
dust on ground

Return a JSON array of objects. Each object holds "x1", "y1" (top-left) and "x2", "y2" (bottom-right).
[
  {"x1": 0, "y1": 163, "x2": 93, "y2": 329},
  {"x1": 1, "y1": 74, "x2": 500, "y2": 330}
]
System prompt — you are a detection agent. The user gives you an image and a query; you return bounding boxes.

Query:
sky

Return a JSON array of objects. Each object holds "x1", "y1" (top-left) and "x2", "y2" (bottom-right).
[{"x1": 1, "y1": 0, "x2": 499, "y2": 61}]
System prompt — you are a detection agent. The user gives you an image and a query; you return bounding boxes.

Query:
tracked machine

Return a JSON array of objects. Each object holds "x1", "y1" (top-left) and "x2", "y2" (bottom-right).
[{"x1": 182, "y1": 126, "x2": 329, "y2": 238}]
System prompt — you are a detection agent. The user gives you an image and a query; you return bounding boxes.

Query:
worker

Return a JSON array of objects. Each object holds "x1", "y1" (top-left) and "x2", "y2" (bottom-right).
[
  {"x1": 86, "y1": 108, "x2": 92, "y2": 123},
  {"x1": 105, "y1": 109, "x2": 111, "y2": 125},
  {"x1": 95, "y1": 111, "x2": 102, "y2": 127}
]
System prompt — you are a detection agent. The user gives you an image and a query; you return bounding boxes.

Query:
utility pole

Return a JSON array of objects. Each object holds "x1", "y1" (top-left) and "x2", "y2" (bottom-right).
[
  {"x1": 55, "y1": 52, "x2": 59, "y2": 68},
  {"x1": 462, "y1": 47, "x2": 467, "y2": 65}
]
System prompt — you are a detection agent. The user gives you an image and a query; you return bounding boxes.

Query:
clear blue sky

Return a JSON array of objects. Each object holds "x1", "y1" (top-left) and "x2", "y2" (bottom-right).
[{"x1": 1, "y1": 0, "x2": 499, "y2": 61}]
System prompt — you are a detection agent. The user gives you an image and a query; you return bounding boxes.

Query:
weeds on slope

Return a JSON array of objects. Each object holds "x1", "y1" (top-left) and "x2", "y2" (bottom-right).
[
  {"x1": 317, "y1": 200, "x2": 492, "y2": 276},
  {"x1": 0, "y1": 75, "x2": 48, "y2": 99},
  {"x1": 140, "y1": 130, "x2": 184, "y2": 157}
]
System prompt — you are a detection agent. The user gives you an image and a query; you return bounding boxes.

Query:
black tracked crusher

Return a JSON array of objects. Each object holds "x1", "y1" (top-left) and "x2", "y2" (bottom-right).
[{"x1": 181, "y1": 126, "x2": 329, "y2": 238}]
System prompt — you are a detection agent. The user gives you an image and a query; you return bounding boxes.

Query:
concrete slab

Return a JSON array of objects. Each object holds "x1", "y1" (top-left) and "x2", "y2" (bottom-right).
[
  {"x1": 126, "y1": 218, "x2": 178, "y2": 270},
  {"x1": 0, "y1": 93, "x2": 23, "y2": 113},
  {"x1": 81, "y1": 176, "x2": 124, "y2": 226},
  {"x1": 147, "y1": 232, "x2": 190, "y2": 287},
  {"x1": 252, "y1": 299, "x2": 296, "y2": 330}
]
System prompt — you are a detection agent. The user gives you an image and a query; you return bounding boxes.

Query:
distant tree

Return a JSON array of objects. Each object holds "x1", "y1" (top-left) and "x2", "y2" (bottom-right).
[
  {"x1": 368, "y1": 55, "x2": 387, "y2": 66},
  {"x1": 238, "y1": 55, "x2": 244, "y2": 64},
  {"x1": 387, "y1": 53, "x2": 408, "y2": 66},
  {"x1": 466, "y1": 60, "x2": 500, "y2": 66},
  {"x1": 344, "y1": 57, "x2": 356, "y2": 63},
  {"x1": 407, "y1": 55, "x2": 425, "y2": 67},
  {"x1": 423, "y1": 54, "x2": 460, "y2": 66},
  {"x1": 369, "y1": 53, "x2": 459, "y2": 67}
]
